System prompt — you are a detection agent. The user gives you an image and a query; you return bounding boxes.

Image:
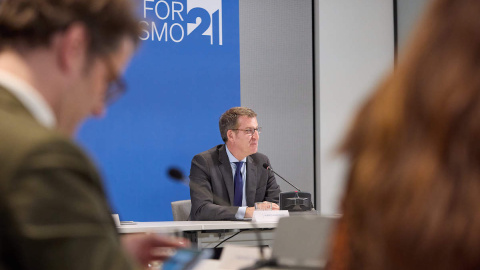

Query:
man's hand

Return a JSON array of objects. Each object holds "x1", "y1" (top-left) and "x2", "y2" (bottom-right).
[
  {"x1": 244, "y1": 206, "x2": 255, "y2": 218},
  {"x1": 121, "y1": 233, "x2": 189, "y2": 267},
  {"x1": 272, "y1": 203, "x2": 280, "y2": 210},
  {"x1": 258, "y1": 201, "x2": 280, "y2": 211}
]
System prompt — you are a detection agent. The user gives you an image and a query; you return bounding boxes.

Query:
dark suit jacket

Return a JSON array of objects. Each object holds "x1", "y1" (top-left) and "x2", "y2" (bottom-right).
[
  {"x1": 0, "y1": 86, "x2": 138, "y2": 270},
  {"x1": 189, "y1": 144, "x2": 281, "y2": 221}
]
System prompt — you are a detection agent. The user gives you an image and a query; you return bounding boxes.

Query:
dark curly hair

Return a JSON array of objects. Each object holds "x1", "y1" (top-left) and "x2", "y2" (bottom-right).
[{"x1": 0, "y1": 0, "x2": 140, "y2": 56}]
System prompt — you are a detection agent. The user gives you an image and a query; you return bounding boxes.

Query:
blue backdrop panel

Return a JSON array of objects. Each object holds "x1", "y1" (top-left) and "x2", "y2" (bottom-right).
[{"x1": 77, "y1": 0, "x2": 240, "y2": 221}]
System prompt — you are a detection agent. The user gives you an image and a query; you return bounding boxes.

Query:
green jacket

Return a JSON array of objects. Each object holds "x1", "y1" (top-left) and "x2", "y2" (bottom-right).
[{"x1": 0, "y1": 86, "x2": 138, "y2": 269}]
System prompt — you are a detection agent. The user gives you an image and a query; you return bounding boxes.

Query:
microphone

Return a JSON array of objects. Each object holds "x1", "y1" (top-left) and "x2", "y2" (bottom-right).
[
  {"x1": 263, "y1": 163, "x2": 302, "y2": 191},
  {"x1": 168, "y1": 167, "x2": 187, "y2": 183}
]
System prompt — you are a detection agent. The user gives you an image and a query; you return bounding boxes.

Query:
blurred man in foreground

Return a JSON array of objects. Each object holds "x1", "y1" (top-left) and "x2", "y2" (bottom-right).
[
  {"x1": 189, "y1": 107, "x2": 281, "y2": 220},
  {"x1": 0, "y1": 0, "x2": 186, "y2": 269}
]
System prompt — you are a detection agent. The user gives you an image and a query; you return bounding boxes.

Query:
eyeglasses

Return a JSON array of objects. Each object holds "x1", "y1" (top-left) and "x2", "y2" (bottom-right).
[
  {"x1": 231, "y1": 127, "x2": 262, "y2": 136},
  {"x1": 103, "y1": 56, "x2": 127, "y2": 105}
]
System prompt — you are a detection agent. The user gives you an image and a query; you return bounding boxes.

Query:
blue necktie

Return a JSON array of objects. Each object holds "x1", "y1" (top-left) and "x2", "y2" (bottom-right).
[{"x1": 233, "y1": 162, "x2": 244, "y2": 206}]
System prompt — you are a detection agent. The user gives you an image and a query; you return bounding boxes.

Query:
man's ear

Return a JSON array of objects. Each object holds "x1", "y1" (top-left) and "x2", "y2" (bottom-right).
[
  {"x1": 227, "y1": 130, "x2": 235, "y2": 142},
  {"x1": 54, "y1": 23, "x2": 89, "y2": 74}
]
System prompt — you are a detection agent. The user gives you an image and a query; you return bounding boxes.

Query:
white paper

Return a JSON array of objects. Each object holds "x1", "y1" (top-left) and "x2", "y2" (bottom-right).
[{"x1": 252, "y1": 210, "x2": 289, "y2": 222}]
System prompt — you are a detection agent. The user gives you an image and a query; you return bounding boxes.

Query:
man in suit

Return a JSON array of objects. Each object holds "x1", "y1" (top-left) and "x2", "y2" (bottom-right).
[
  {"x1": 0, "y1": 0, "x2": 186, "y2": 269},
  {"x1": 189, "y1": 107, "x2": 281, "y2": 221}
]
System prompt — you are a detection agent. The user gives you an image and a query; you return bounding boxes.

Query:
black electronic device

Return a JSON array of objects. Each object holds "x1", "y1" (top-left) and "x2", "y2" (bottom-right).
[
  {"x1": 262, "y1": 163, "x2": 314, "y2": 212},
  {"x1": 279, "y1": 191, "x2": 312, "y2": 212}
]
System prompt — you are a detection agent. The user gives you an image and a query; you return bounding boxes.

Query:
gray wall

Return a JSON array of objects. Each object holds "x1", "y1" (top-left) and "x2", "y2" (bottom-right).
[
  {"x1": 239, "y1": 0, "x2": 315, "y2": 199},
  {"x1": 316, "y1": 0, "x2": 395, "y2": 214},
  {"x1": 238, "y1": 0, "x2": 429, "y2": 214}
]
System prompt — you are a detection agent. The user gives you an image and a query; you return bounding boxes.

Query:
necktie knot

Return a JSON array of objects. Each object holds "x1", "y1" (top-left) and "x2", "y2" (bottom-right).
[{"x1": 234, "y1": 161, "x2": 244, "y2": 172}]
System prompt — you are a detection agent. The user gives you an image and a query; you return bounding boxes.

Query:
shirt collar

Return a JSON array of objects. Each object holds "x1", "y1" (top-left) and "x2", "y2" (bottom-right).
[
  {"x1": 225, "y1": 144, "x2": 247, "y2": 163},
  {"x1": 0, "y1": 70, "x2": 56, "y2": 128}
]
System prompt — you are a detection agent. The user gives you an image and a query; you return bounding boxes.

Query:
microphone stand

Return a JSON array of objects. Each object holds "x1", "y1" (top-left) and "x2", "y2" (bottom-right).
[{"x1": 263, "y1": 164, "x2": 302, "y2": 191}]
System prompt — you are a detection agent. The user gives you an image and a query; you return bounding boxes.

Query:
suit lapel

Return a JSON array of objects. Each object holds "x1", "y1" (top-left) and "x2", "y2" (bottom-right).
[
  {"x1": 218, "y1": 145, "x2": 235, "y2": 205},
  {"x1": 245, "y1": 156, "x2": 257, "y2": 206}
]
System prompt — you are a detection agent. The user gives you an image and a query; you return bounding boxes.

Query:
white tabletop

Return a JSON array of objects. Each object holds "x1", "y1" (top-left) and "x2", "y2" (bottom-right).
[{"x1": 117, "y1": 220, "x2": 278, "y2": 234}]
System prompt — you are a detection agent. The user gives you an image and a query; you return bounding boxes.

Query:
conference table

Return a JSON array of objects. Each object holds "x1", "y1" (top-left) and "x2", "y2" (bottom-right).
[{"x1": 117, "y1": 220, "x2": 278, "y2": 248}]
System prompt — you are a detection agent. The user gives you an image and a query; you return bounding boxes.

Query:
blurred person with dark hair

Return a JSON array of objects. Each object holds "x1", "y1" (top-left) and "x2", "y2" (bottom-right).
[
  {"x1": 0, "y1": 0, "x2": 187, "y2": 269},
  {"x1": 328, "y1": 0, "x2": 480, "y2": 269},
  {"x1": 189, "y1": 107, "x2": 281, "y2": 220}
]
